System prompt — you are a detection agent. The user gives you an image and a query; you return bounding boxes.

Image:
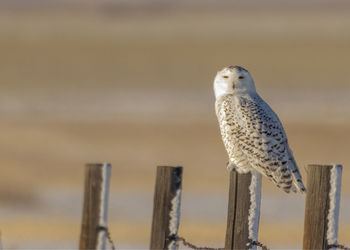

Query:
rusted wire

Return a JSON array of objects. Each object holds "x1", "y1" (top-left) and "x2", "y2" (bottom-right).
[
  {"x1": 248, "y1": 239, "x2": 269, "y2": 250},
  {"x1": 105, "y1": 227, "x2": 116, "y2": 250},
  {"x1": 328, "y1": 244, "x2": 350, "y2": 250},
  {"x1": 169, "y1": 235, "x2": 269, "y2": 250},
  {"x1": 96, "y1": 226, "x2": 116, "y2": 250},
  {"x1": 174, "y1": 236, "x2": 224, "y2": 250}
]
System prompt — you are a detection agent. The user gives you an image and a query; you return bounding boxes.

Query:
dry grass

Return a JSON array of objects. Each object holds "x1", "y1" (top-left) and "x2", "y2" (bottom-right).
[
  {"x1": 1, "y1": 120, "x2": 350, "y2": 193},
  {"x1": 2, "y1": 218, "x2": 350, "y2": 248}
]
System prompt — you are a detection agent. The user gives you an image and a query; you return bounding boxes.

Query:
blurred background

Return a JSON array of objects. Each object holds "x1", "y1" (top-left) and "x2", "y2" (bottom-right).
[{"x1": 0, "y1": 0, "x2": 350, "y2": 248}]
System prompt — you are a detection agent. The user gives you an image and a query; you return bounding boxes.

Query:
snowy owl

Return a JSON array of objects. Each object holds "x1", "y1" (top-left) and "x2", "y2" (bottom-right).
[{"x1": 214, "y1": 66, "x2": 306, "y2": 193}]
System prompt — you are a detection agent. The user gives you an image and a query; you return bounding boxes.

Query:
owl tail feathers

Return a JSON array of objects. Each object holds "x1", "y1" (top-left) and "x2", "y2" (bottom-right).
[
  {"x1": 287, "y1": 147, "x2": 306, "y2": 194},
  {"x1": 289, "y1": 158, "x2": 306, "y2": 194},
  {"x1": 290, "y1": 169, "x2": 306, "y2": 194}
]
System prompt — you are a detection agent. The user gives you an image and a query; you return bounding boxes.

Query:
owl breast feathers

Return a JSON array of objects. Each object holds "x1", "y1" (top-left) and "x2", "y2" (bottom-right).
[{"x1": 216, "y1": 93, "x2": 306, "y2": 193}]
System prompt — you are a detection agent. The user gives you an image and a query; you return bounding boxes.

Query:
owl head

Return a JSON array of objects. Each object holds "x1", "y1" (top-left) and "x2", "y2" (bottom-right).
[{"x1": 214, "y1": 66, "x2": 256, "y2": 99}]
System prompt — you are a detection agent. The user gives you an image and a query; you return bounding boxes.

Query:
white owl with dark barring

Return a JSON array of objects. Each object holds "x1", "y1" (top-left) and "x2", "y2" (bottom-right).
[{"x1": 214, "y1": 66, "x2": 306, "y2": 193}]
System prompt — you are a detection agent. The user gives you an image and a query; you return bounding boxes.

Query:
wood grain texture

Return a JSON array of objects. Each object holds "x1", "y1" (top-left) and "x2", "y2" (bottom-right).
[
  {"x1": 79, "y1": 163, "x2": 111, "y2": 250},
  {"x1": 225, "y1": 170, "x2": 253, "y2": 250},
  {"x1": 303, "y1": 164, "x2": 332, "y2": 250},
  {"x1": 150, "y1": 166, "x2": 183, "y2": 250}
]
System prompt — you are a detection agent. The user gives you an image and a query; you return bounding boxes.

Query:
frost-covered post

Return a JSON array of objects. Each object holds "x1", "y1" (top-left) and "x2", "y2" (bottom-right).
[
  {"x1": 79, "y1": 163, "x2": 111, "y2": 250},
  {"x1": 225, "y1": 169, "x2": 262, "y2": 250},
  {"x1": 303, "y1": 164, "x2": 342, "y2": 250},
  {"x1": 150, "y1": 166, "x2": 183, "y2": 250}
]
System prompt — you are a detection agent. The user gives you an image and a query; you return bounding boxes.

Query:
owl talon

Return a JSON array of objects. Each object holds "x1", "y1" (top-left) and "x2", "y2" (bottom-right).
[{"x1": 226, "y1": 162, "x2": 236, "y2": 172}]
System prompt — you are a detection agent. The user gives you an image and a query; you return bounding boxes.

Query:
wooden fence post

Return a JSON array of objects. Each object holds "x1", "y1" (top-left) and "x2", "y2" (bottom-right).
[
  {"x1": 150, "y1": 166, "x2": 183, "y2": 250},
  {"x1": 225, "y1": 170, "x2": 262, "y2": 250},
  {"x1": 79, "y1": 163, "x2": 112, "y2": 250},
  {"x1": 303, "y1": 164, "x2": 342, "y2": 250}
]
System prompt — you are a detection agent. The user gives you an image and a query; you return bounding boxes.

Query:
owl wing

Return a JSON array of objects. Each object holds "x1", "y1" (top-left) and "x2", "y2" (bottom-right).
[{"x1": 219, "y1": 94, "x2": 305, "y2": 193}]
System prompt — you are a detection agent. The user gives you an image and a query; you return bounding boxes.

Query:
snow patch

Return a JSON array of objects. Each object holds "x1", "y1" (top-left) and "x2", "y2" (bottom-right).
[
  {"x1": 327, "y1": 164, "x2": 342, "y2": 247},
  {"x1": 96, "y1": 163, "x2": 111, "y2": 250},
  {"x1": 168, "y1": 188, "x2": 182, "y2": 250},
  {"x1": 248, "y1": 171, "x2": 262, "y2": 249}
]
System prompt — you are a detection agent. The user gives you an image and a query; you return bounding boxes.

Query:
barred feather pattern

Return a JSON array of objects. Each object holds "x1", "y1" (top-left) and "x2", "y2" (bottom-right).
[{"x1": 216, "y1": 93, "x2": 306, "y2": 193}]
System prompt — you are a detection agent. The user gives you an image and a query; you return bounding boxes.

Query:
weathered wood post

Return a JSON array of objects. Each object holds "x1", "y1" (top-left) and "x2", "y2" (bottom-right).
[
  {"x1": 303, "y1": 164, "x2": 342, "y2": 250},
  {"x1": 150, "y1": 166, "x2": 183, "y2": 250},
  {"x1": 225, "y1": 169, "x2": 262, "y2": 250},
  {"x1": 79, "y1": 163, "x2": 112, "y2": 250}
]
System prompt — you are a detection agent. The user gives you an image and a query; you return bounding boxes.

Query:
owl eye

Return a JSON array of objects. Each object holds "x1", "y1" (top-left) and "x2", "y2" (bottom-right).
[
  {"x1": 239, "y1": 76, "x2": 244, "y2": 79},
  {"x1": 223, "y1": 75, "x2": 229, "y2": 79}
]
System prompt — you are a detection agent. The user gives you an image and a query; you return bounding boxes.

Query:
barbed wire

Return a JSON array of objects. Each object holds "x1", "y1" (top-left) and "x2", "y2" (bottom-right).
[
  {"x1": 94, "y1": 229, "x2": 348, "y2": 250},
  {"x1": 105, "y1": 227, "x2": 116, "y2": 250},
  {"x1": 173, "y1": 236, "x2": 224, "y2": 250},
  {"x1": 328, "y1": 243, "x2": 350, "y2": 250},
  {"x1": 168, "y1": 235, "x2": 269, "y2": 250},
  {"x1": 96, "y1": 226, "x2": 116, "y2": 250},
  {"x1": 247, "y1": 239, "x2": 269, "y2": 250}
]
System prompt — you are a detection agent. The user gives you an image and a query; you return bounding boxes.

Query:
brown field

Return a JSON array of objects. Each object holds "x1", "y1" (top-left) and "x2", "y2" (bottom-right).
[
  {"x1": 2, "y1": 120, "x2": 350, "y2": 193},
  {"x1": 0, "y1": 1, "x2": 350, "y2": 248}
]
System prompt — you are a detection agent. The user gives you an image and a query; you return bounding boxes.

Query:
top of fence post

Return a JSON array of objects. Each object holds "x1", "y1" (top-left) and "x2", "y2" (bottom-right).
[
  {"x1": 225, "y1": 169, "x2": 262, "y2": 250},
  {"x1": 150, "y1": 166, "x2": 183, "y2": 250},
  {"x1": 79, "y1": 163, "x2": 112, "y2": 250},
  {"x1": 303, "y1": 164, "x2": 342, "y2": 250}
]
